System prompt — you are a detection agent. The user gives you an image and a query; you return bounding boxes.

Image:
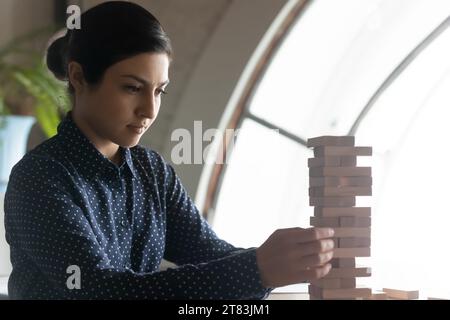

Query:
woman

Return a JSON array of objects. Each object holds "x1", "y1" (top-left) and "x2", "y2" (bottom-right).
[{"x1": 4, "y1": 1, "x2": 334, "y2": 299}]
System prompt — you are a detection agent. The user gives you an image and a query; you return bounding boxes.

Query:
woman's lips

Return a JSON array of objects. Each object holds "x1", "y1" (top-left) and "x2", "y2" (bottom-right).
[{"x1": 127, "y1": 125, "x2": 146, "y2": 134}]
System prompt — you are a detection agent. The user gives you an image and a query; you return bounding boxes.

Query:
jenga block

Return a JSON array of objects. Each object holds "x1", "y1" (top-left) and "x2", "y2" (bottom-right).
[
  {"x1": 310, "y1": 278, "x2": 356, "y2": 289},
  {"x1": 309, "y1": 186, "x2": 372, "y2": 197},
  {"x1": 310, "y1": 278, "x2": 342, "y2": 289},
  {"x1": 307, "y1": 136, "x2": 355, "y2": 147},
  {"x1": 308, "y1": 156, "x2": 357, "y2": 168},
  {"x1": 325, "y1": 267, "x2": 371, "y2": 278},
  {"x1": 310, "y1": 197, "x2": 356, "y2": 207},
  {"x1": 309, "y1": 157, "x2": 340, "y2": 167},
  {"x1": 340, "y1": 157, "x2": 357, "y2": 167},
  {"x1": 314, "y1": 207, "x2": 371, "y2": 217},
  {"x1": 333, "y1": 227, "x2": 371, "y2": 238},
  {"x1": 310, "y1": 176, "x2": 372, "y2": 187},
  {"x1": 340, "y1": 278, "x2": 357, "y2": 289},
  {"x1": 368, "y1": 291, "x2": 388, "y2": 300},
  {"x1": 339, "y1": 237, "x2": 371, "y2": 248},
  {"x1": 314, "y1": 146, "x2": 372, "y2": 157},
  {"x1": 382, "y1": 288, "x2": 419, "y2": 300},
  {"x1": 331, "y1": 258, "x2": 355, "y2": 268},
  {"x1": 310, "y1": 217, "x2": 340, "y2": 227},
  {"x1": 311, "y1": 217, "x2": 371, "y2": 228},
  {"x1": 333, "y1": 247, "x2": 370, "y2": 258},
  {"x1": 339, "y1": 217, "x2": 371, "y2": 227},
  {"x1": 309, "y1": 167, "x2": 371, "y2": 177},
  {"x1": 309, "y1": 285, "x2": 372, "y2": 299}
]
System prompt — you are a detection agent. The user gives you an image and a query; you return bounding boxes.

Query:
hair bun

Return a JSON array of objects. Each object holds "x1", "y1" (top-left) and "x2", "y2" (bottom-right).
[{"x1": 46, "y1": 35, "x2": 69, "y2": 80}]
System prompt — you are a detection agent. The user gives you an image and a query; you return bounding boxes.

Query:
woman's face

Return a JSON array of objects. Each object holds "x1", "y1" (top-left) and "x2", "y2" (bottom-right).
[{"x1": 72, "y1": 52, "x2": 170, "y2": 150}]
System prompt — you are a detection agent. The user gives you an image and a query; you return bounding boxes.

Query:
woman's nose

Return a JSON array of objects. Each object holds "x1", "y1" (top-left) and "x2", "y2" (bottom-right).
[{"x1": 138, "y1": 97, "x2": 156, "y2": 119}]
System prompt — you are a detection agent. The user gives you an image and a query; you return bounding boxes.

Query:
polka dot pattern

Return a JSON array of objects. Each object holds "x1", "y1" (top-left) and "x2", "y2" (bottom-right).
[{"x1": 4, "y1": 113, "x2": 270, "y2": 300}]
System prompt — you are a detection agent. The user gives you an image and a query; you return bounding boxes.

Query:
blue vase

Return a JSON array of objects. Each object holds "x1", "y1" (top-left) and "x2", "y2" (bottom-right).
[{"x1": 0, "y1": 116, "x2": 36, "y2": 193}]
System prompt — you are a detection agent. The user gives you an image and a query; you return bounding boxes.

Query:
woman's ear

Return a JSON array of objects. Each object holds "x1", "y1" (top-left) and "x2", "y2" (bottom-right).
[{"x1": 68, "y1": 61, "x2": 87, "y2": 94}]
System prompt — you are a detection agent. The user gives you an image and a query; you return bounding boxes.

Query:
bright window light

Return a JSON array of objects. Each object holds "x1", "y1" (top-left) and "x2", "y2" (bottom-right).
[{"x1": 210, "y1": 0, "x2": 450, "y2": 297}]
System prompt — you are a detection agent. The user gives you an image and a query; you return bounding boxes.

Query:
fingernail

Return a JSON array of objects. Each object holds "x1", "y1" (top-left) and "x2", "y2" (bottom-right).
[
  {"x1": 329, "y1": 239, "x2": 335, "y2": 249},
  {"x1": 328, "y1": 228, "x2": 335, "y2": 237}
]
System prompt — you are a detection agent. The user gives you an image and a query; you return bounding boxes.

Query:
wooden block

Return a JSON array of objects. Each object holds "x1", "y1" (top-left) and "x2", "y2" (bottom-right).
[
  {"x1": 331, "y1": 258, "x2": 355, "y2": 268},
  {"x1": 309, "y1": 157, "x2": 340, "y2": 167},
  {"x1": 333, "y1": 247, "x2": 370, "y2": 258},
  {"x1": 310, "y1": 278, "x2": 342, "y2": 289},
  {"x1": 307, "y1": 136, "x2": 355, "y2": 147},
  {"x1": 308, "y1": 156, "x2": 357, "y2": 168},
  {"x1": 340, "y1": 278, "x2": 357, "y2": 289},
  {"x1": 340, "y1": 157, "x2": 357, "y2": 167},
  {"x1": 333, "y1": 227, "x2": 371, "y2": 238},
  {"x1": 314, "y1": 146, "x2": 372, "y2": 157},
  {"x1": 310, "y1": 216, "x2": 340, "y2": 227},
  {"x1": 310, "y1": 167, "x2": 371, "y2": 177},
  {"x1": 309, "y1": 285, "x2": 372, "y2": 299},
  {"x1": 339, "y1": 217, "x2": 371, "y2": 227},
  {"x1": 339, "y1": 237, "x2": 371, "y2": 248},
  {"x1": 382, "y1": 288, "x2": 419, "y2": 300},
  {"x1": 368, "y1": 291, "x2": 388, "y2": 300},
  {"x1": 309, "y1": 186, "x2": 372, "y2": 197},
  {"x1": 310, "y1": 176, "x2": 372, "y2": 187},
  {"x1": 310, "y1": 197, "x2": 356, "y2": 207},
  {"x1": 314, "y1": 207, "x2": 371, "y2": 217},
  {"x1": 325, "y1": 267, "x2": 371, "y2": 278},
  {"x1": 310, "y1": 278, "x2": 356, "y2": 289},
  {"x1": 311, "y1": 217, "x2": 371, "y2": 228}
]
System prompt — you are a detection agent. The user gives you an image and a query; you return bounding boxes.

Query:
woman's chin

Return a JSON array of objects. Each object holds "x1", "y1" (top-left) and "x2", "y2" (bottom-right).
[{"x1": 114, "y1": 136, "x2": 141, "y2": 148}]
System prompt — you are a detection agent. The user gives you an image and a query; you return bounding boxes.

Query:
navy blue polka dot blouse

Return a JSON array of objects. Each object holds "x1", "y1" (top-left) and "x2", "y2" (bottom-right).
[{"x1": 4, "y1": 112, "x2": 270, "y2": 300}]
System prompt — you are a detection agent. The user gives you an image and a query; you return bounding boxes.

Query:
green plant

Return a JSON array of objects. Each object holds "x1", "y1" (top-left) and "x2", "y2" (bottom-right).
[{"x1": 0, "y1": 26, "x2": 70, "y2": 137}]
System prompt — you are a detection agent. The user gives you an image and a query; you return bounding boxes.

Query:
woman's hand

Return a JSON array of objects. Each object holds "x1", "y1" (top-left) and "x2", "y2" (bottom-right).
[{"x1": 256, "y1": 227, "x2": 335, "y2": 288}]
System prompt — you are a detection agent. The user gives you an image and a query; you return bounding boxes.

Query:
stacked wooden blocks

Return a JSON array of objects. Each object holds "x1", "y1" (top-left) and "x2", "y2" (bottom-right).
[{"x1": 307, "y1": 136, "x2": 372, "y2": 300}]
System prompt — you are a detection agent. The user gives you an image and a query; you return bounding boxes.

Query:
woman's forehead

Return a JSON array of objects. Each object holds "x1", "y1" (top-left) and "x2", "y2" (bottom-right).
[{"x1": 108, "y1": 53, "x2": 170, "y2": 83}]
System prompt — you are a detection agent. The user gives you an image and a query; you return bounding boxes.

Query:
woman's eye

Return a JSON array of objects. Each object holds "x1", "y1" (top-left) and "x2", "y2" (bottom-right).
[
  {"x1": 124, "y1": 85, "x2": 141, "y2": 94},
  {"x1": 156, "y1": 88, "x2": 168, "y2": 96}
]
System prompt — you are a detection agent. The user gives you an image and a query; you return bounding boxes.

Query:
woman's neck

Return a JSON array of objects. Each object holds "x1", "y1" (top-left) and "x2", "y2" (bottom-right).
[{"x1": 70, "y1": 111, "x2": 122, "y2": 165}]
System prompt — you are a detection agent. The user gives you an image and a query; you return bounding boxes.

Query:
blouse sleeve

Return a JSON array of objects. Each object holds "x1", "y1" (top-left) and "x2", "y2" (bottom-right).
[{"x1": 160, "y1": 161, "x2": 240, "y2": 264}]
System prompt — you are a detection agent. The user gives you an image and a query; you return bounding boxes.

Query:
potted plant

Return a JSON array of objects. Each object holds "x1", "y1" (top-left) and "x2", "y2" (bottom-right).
[{"x1": 0, "y1": 27, "x2": 70, "y2": 192}]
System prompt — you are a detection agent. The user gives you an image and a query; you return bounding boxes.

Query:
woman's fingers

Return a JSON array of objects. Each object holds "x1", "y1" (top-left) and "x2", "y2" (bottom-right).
[
  {"x1": 295, "y1": 239, "x2": 335, "y2": 257},
  {"x1": 256, "y1": 227, "x2": 336, "y2": 288},
  {"x1": 296, "y1": 263, "x2": 333, "y2": 282},
  {"x1": 298, "y1": 251, "x2": 334, "y2": 269},
  {"x1": 281, "y1": 227, "x2": 335, "y2": 244}
]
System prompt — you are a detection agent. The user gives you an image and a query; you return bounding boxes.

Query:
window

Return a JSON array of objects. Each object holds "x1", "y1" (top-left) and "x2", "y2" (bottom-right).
[{"x1": 207, "y1": 0, "x2": 450, "y2": 297}]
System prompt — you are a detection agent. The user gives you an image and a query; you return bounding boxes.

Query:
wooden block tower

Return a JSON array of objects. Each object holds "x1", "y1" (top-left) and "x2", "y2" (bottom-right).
[{"x1": 307, "y1": 136, "x2": 372, "y2": 300}]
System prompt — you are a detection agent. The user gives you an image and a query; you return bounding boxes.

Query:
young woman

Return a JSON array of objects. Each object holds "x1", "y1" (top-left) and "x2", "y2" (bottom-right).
[{"x1": 4, "y1": 1, "x2": 334, "y2": 299}]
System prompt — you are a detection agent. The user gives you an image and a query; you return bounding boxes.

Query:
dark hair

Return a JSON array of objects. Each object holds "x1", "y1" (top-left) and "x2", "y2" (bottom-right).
[{"x1": 46, "y1": 1, "x2": 172, "y2": 94}]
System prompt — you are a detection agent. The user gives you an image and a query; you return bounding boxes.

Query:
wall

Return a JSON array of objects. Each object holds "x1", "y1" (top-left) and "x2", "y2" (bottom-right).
[{"x1": 0, "y1": 0, "x2": 54, "y2": 47}]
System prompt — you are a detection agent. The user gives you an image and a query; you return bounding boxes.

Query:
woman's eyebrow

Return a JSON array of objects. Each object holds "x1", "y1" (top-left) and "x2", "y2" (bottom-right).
[{"x1": 120, "y1": 74, "x2": 170, "y2": 86}]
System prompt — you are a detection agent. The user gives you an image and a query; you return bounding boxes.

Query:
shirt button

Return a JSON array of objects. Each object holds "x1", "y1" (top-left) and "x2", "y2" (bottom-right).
[{"x1": 120, "y1": 220, "x2": 127, "y2": 228}]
